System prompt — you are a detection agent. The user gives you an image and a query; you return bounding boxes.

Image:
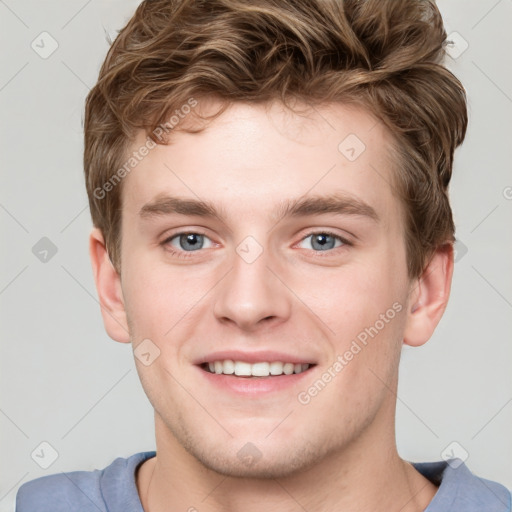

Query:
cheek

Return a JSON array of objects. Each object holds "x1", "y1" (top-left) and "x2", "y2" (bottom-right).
[
  {"x1": 298, "y1": 305, "x2": 405, "y2": 426},
  {"x1": 304, "y1": 257, "x2": 405, "y2": 331},
  {"x1": 121, "y1": 256, "x2": 217, "y2": 339},
  {"x1": 298, "y1": 249, "x2": 408, "y2": 386}
]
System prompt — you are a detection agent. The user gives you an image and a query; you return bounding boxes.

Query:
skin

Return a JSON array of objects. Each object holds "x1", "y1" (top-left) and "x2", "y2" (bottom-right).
[{"x1": 90, "y1": 99, "x2": 453, "y2": 511}]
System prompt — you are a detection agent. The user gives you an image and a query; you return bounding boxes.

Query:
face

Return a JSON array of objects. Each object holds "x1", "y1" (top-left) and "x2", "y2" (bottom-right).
[{"x1": 118, "y1": 100, "x2": 413, "y2": 478}]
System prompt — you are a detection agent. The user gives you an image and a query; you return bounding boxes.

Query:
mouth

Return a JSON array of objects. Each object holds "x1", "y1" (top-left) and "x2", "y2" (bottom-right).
[{"x1": 199, "y1": 360, "x2": 316, "y2": 378}]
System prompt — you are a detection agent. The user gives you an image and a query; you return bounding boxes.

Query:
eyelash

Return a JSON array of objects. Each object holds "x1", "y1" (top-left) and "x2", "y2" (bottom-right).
[{"x1": 161, "y1": 230, "x2": 352, "y2": 260}]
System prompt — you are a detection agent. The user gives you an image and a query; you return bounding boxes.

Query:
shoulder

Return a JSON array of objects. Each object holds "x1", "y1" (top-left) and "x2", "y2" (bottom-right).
[
  {"x1": 15, "y1": 451, "x2": 156, "y2": 512},
  {"x1": 413, "y1": 459, "x2": 511, "y2": 512},
  {"x1": 15, "y1": 470, "x2": 105, "y2": 512}
]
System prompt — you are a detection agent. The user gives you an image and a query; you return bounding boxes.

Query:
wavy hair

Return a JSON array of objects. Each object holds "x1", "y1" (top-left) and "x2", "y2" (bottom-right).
[{"x1": 84, "y1": 0, "x2": 467, "y2": 277}]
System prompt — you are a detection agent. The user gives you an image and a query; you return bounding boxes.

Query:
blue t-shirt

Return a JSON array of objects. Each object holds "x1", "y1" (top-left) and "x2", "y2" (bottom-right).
[{"x1": 15, "y1": 451, "x2": 511, "y2": 511}]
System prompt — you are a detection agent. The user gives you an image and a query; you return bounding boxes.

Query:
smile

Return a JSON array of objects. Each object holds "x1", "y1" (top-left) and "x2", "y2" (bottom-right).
[{"x1": 202, "y1": 360, "x2": 314, "y2": 377}]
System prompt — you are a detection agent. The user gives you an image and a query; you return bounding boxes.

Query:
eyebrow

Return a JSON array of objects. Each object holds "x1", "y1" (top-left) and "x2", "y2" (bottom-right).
[{"x1": 139, "y1": 193, "x2": 379, "y2": 223}]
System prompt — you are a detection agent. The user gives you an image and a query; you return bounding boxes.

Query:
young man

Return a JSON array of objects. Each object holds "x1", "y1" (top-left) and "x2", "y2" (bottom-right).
[{"x1": 16, "y1": 0, "x2": 511, "y2": 510}]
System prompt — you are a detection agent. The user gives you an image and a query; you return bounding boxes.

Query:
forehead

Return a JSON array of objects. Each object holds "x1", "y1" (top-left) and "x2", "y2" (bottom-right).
[{"x1": 121, "y1": 100, "x2": 400, "y2": 226}]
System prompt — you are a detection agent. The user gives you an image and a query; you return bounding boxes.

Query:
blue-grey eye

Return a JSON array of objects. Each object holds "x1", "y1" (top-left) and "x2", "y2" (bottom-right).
[
  {"x1": 299, "y1": 232, "x2": 344, "y2": 251},
  {"x1": 169, "y1": 233, "x2": 212, "y2": 251}
]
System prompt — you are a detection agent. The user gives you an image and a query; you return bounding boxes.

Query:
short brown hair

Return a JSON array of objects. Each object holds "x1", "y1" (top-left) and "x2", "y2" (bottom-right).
[{"x1": 84, "y1": 0, "x2": 467, "y2": 278}]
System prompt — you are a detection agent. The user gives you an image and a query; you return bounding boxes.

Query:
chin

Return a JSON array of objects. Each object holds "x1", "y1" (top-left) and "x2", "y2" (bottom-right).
[
  {"x1": 198, "y1": 449, "x2": 321, "y2": 479},
  {"x1": 180, "y1": 431, "x2": 328, "y2": 479}
]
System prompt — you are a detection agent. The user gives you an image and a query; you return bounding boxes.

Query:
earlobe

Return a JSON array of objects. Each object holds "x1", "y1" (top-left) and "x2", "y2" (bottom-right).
[
  {"x1": 403, "y1": 244, "x2": 454, "y2": 347},
  {"x1": 89, "y1": 228, "x2": 130, "y2": 343}
]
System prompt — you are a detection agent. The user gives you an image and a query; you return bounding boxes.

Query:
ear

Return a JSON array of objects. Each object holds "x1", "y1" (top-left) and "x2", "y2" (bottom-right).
[
  {"x1": 89, "y1": 228, "x2": 130, "y2": 343},
  {"x1": 403, "y1": 244, "x2": 454, "y2": 347}
]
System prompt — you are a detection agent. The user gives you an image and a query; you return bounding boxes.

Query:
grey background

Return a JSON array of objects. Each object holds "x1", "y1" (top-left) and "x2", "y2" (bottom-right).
[{"x1": 1, "y1": 0, "x2": 511, "y2": 509}]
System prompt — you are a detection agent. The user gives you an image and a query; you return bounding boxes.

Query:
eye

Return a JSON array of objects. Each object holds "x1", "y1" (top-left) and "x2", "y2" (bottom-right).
[
  {"x1": 164, "y1": 232, "x2": 213, "y2": 252},
  {"x1": 298, "y1": 231, "x2": 348, "y2": 252}
]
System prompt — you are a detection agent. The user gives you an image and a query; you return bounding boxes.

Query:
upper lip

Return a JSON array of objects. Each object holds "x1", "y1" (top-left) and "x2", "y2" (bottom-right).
[{"x1": 195, "y1": 350, "x2": 317, "y2": 365}]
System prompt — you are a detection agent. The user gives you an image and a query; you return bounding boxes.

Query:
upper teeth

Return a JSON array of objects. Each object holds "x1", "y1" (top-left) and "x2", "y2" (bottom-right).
[{"x1": 206, "y1": 360, "x2": 310, "y2": 377}]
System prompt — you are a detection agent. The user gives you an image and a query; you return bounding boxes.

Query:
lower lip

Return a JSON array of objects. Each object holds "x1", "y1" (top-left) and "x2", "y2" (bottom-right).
[{"x1": 196, "y1": 366, "x2": 315, "y2": 395}]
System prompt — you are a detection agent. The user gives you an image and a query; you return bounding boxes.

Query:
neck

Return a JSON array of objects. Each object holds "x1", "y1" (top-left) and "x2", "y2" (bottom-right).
[{"x1": 137, "y1": 409, "x2": 438, "y2": 512}]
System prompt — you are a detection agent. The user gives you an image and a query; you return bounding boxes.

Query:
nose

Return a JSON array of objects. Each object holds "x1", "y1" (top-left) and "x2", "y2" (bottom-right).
[{"x1": 213, "y1": 242, "x2": 292, "y2": 331}]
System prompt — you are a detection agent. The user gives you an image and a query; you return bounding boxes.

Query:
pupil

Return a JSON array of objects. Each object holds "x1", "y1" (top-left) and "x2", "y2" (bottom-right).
[
  {"x1": 313, "y1": 233, "x2": 334, "y2": 251},
  {"x1": 180, "y1": 233, "x2": 202, "y2": 250}
]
